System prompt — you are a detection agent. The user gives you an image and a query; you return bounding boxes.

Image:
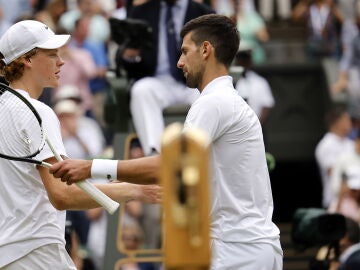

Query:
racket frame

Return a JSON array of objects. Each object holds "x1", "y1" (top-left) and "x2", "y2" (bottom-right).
[{"x1": 0, "y1": 83, "x2": 119, "y2": 214}]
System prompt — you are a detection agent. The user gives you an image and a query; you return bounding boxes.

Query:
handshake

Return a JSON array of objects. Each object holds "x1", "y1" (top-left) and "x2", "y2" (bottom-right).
[{"x1": 49, "y1": 156, "x2": 162, "y2": 212}]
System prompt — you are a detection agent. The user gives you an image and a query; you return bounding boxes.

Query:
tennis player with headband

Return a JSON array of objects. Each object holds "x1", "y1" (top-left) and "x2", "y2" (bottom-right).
[{"x1": 0, "y1": 20, "x2": 161, "y2": 270}]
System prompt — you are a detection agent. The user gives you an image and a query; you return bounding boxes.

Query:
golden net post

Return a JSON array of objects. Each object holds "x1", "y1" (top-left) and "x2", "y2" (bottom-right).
[{"x1": 160, "y1": 123, "x2": 211, "y2": 270}]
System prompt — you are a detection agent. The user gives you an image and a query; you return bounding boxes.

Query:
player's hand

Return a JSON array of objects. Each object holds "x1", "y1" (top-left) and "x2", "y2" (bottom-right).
[
  {"x1": 136, "y1": 184, "x2": 163, "y2": 204},
  {"x1": 50, "y1": 159, "x2": 91, "y2": 184},
  {"x1": 112, "y1": 182, "x2": 162, "y2": 204},
  {"x1": 130, "y1": 184, "x2": 162, "y2": 203}
]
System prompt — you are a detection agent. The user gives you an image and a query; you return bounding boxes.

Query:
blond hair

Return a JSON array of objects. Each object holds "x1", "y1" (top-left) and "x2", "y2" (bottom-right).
[{"x1": 0, "y1": 48, "x2": 38, "y2": 83}]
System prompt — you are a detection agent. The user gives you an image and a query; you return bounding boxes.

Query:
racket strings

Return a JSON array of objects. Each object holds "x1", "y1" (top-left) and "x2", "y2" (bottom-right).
[{"x1": 0, "y1": 91, "x2": 44, "y2": 158}]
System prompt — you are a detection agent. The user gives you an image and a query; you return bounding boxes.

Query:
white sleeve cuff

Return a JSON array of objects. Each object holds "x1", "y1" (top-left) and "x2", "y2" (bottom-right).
[{"x1": 91, "y1": 159, "x2": 118, "y2": 181}]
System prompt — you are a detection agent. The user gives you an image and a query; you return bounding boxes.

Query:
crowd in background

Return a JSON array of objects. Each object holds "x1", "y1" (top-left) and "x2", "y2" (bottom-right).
[{"x1": 2, "y1": 0, "x2": 360, "y2": 269}]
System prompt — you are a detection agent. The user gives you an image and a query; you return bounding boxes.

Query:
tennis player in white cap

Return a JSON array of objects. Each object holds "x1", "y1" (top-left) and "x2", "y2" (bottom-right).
[{"x1": 0, "y1": 20, "x2": 161, "y2": 270}]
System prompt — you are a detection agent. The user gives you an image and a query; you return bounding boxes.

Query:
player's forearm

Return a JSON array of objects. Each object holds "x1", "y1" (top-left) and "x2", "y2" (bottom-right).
[
  {"x1": 49, "y1": 181, "x2": 159, "y2": 210},
  {"x1": 50, "y1": 156, "x2": 160, "y2": 185},
  {"x1": 117, "y1": 155, "x2": 160, "y2": 184}
]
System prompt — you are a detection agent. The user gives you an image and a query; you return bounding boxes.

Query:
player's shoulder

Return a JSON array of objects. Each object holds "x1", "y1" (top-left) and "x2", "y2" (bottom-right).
[{"x1": 31, "y1": 99, "x2": 57, "y2": 118}]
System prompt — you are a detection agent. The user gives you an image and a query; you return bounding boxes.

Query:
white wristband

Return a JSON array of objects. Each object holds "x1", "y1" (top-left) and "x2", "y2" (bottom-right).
[{"x1": 91, "y1": 159, "x2": 118, "y2": 181}]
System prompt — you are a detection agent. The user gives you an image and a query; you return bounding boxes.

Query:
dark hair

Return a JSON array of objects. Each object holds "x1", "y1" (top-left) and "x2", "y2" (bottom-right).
[
  {"x1": 325, "y1": 106, "x2": 347, "y2": 129},
  {"x1": 180, "y1": 14, "x2": 240, "y2": 68}
]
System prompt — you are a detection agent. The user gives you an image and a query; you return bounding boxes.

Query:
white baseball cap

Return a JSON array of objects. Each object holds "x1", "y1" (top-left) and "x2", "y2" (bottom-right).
[
  {"x1": 0, "y1": 20, "x2": 70, "y2": 65},
  {"x1": 54, "y1": 99, "x2": 80, "y2": 115},
  {"x1": 54, "y1": 84, "x2": 82, "y2": 102}
]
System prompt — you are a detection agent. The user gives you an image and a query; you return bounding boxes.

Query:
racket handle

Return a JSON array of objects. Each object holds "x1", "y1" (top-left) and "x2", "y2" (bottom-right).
[
  {"x1": 44, "y1": 137, "x2": 119, "y2": 214},
  {"x1": 41, "y1": 161, "x2": 120, "y2": 214},
  {"x1": 76, "y1": 180, "x2": 120, "y2": 214}
]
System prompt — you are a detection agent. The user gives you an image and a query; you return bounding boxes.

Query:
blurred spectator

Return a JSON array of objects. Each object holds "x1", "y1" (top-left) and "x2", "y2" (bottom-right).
[
  {"x1": 59, "y1": 0, "x2": 110, "y2": 43},
  {"x1": 332, "y1": 9, "x2": 360, "y2": 120},
  {"x1": 0, "y1": 0, "x2": 32, "y2": 23},
  {"x1": 336, "y1": 217, "x2": 360, "y2": 270},
  {"x1": 110, "y1": 0, "x2": 150, "y2": 19},
  {"x1": 66, "y1": 222, "x2": 86, "y2": 270},
  {"x1": 54, "y1": 98, "x2": 105, "y2": 159},
  {"x1": 122, "y1": 133, "x2": 160, "y2": 251},
  {"x1": 210, "y1": 0, "x2": 237, "y2": 18},
  {"x1": 69, "y1": 15, "x2": 112, "y2": 144},
  {"x1": 54, "y1": 96, "x2": 106, "y2": 269},
  {"x1": 118, "y1": 220, "x2": 158, "y2": 270},
  {"x1": 0, "y1": 5, "x2": 11, "y2": 36},
  {"x1": 315, "y1": 106, "x2": 354, "y2": 209},
  {"x1": 292, "y1": 0, "x2": 344, "y2": 61},
  {"x1": 337, "y1": 0, "x2": 360, "y2": 20},
  {"x1": 34, "y1": 0, "x2": 67, "y2": 30},
  {"x1": 86, "y1": 187, "x2": 108, "y2": 270},
  {"x1": 117, "y1": 0, "x2": 213, "y2": 156},
  {"x1": 328, "y1": 130, "x2": 360, "y2": 222},
  {"x1": 257, "y1": 0, "x2": 292, "y2": 22},
  {"x1": 235, "y1": 0, "x2": 270, "y2": 64},
  {"x1": 124, "y1": 134, "x2": 145, "y2": 160},
  {"x1": 111, "y1": 0, "x2": 128, "y2": 19},
  {"x1": 56, "y1": 41, "x2": 97, "y2": 115},
  {"x1": 235, "y1": 45, "x2": 275, "y2": 126}
]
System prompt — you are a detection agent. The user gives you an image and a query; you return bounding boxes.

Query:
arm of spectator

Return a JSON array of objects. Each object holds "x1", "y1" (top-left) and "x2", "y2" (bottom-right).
[
  {"x1": 292, "y1": 0, "x2": 310, "y2": 22},
  {"x1": 330, "y1": 158, "x2": 345, "y2": 198},
  {"x1": 332, "y1": 9, "x2": 344, "y2": 24},
  {"x1": 256, "y1": 27, "x2": 270, "y2": 43},
  {"x1": 332, "y1": 71, "x2": 349, "y2": 93},
  {"x1": 329, "y1": 0, "x2": 344, "y2": 23}
]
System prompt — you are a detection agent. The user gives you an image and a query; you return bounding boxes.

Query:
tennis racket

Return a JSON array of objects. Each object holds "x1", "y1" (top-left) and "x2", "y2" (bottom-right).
[{"x1": 0, "y1": 83, "x2": 119, "y2": 214}]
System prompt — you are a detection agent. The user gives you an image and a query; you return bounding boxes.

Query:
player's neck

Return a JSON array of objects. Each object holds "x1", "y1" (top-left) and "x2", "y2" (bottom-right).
[
  {"x1": 10, "y1": 79, "x2": 42, "y2": 99},
  {"x1": 199, "y1": 63, "x2": 228, "y2": 92}
]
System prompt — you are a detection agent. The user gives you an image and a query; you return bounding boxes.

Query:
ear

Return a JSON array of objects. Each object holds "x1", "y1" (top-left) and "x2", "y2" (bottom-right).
[
  {"x1": 22, "y1": 57, "x2": 32, "y2": 68},
  {"x1": 201, "y1": 41, "x2": 212, "y2": 59}
]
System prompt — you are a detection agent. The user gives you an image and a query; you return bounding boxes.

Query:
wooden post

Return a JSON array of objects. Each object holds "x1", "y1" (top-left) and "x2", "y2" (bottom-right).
[{"x1": 161, "y1": 123, "x2": 211, "y2": 270}]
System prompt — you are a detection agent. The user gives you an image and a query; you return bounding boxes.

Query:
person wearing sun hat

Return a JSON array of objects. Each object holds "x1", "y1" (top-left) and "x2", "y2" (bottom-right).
[{"x1": 0, "y1": 20, "x2": 162, "y2": 270}]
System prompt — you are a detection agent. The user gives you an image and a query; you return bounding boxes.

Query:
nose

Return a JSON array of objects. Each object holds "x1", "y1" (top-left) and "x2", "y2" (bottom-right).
[
  {"x1": 58, "y1": 56, "x2": 65, "y2": 67},
  {"x1": 177, "y1": 57, "x2": 183, "y2": 69}
]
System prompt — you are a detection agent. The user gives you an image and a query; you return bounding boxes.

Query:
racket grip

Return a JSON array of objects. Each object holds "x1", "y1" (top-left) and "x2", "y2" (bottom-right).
[
  {"x1": 44, "y1": 136, "x2": 119, "y2": 214},
  {"x1": 76, "y1": 180, "x2": 120, "y2": 214}
]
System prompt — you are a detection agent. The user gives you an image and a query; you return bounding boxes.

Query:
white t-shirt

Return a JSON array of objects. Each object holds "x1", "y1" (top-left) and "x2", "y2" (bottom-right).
[
  {"x1": 235, "y1": 70, "x2": 275, "y2": 118},
  {"x1": 315, "y1": 132, "x2": 354, "y2": 208},
  {"x1": 184, "y1": 76, "x2": 282, "y2": 253},
  {"x1": 0, "y1": 90, "x2": 67, "y2": 267}
]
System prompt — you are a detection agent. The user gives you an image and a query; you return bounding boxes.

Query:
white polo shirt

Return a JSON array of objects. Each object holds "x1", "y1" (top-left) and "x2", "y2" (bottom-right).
[
  {"x1": 184, "y1": 76, "x2": 282, "y2": 253},
  {"x1": 0, "y1": 90, "x2": 67, "y2": 267}
]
